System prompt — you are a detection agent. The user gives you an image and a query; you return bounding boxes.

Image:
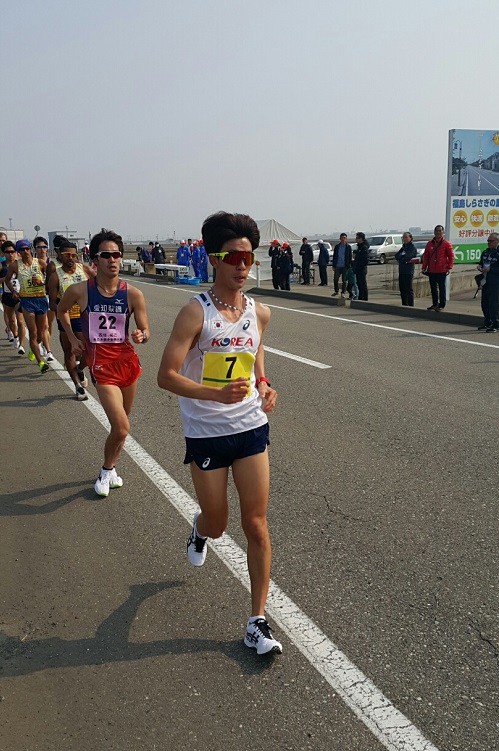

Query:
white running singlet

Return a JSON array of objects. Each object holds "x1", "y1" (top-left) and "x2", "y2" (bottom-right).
[{"x1": 179, "y1": 292, "x2": 268, "y2": 438}]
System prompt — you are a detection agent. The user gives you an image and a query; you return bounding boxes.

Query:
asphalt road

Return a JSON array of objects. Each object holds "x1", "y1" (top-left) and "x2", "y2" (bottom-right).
[
  {"x1": 465, "y1": 166, "x2": 499, "y2": 196},
  {"x1": 1, "y1": 281, "x2": 498, "y2": 751}
]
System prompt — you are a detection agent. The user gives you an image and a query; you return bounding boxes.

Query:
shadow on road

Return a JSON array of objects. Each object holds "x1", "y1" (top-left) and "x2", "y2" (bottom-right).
[
  {"x1": 0, "y1": 480, "x2": 97, "y2": 516},
  {"x1": 0, "y1": 581, "x2": 275, "y2": 678}
]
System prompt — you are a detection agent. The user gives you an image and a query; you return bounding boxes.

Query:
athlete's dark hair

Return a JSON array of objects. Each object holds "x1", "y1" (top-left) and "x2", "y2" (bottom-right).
[
  {"x1": 33, "y1": 236, "x2": 48, "y2": 247},
  {"x1": 89, "y1": 229, "x2": 124, "y2": 260},
  {"x1": 434, "y1": 224, "x2": 444, "y2": 233},
  {"x1": 2, "y1": 240, "x2": 15, "y2": 252},
  {"x1": 340, "y1": 232, "x2": 347, "y2": 239},
  {"x1": 404, "y1": 231, "x2": 413, "y2": 240},
  {"x1": 356, "y1": 231, "x2": 366, "y2": 241},
  {"x1": 59, "y1": 240, "x2": 78, "y2": 251},
  {"x1": 202, "y1": 212, "x2": 260, "y2": 255},
  {"x1": 53, "y1": 234, "x2": 67, "y2": 250}
]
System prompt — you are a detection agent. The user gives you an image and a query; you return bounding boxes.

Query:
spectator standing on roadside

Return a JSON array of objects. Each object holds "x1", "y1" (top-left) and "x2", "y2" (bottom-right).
[
  {"x1": 279, "y1": 243, "x2": 293, "y2": 290},
  {"x1": 421, "y1": 225, "x2": 454, "y2": 312},
  {"x1": 317, "y1": 240, "x2": 329, "y2": 286},
  {"x1": 299, "y1": 237, "x2": 313, "y2": 285},
  {"x1": 176, "y1": 240, "x2": 190, "y2": 268},
  {"x1": 268, "y1": 240, "x2": 281, "y2": 290},
  {"x1": 395, "y1": 232, "x2": 418, "y2": 306},
  {"x1": 476, "y1": 232, "x2": 499, "y2": 332},
  {"x1": 331, "y1": 233, "x2": 352, "y2": 297},
  {"x1": 353, "y1": 232, "x2": 369, "y2": 301},
  {"x1": 199, "y1": 241, "x2": 209, "y2": 282}
]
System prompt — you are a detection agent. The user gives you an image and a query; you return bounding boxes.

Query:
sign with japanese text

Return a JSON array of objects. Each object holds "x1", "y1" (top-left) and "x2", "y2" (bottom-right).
[{"x1": 446, "y1": 129, "x2": 499, "y2": 263}]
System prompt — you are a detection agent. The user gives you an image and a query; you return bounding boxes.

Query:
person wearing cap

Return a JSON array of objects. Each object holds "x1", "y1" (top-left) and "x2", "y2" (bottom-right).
[
  {"x1": 279, "y1": 243, "x2": 293, "y2": 290},
  {"x1": 176, "y1": 239, "x2": 190, "y2": 268},
  {"x1": 4, "y1": 239, "x2": 51, "y2": 373},
  {"x1": 268, "y1": 239, "x2": 281, "y2": 290},
  {"x1": 198, "y1": 239, "x2": 209, "y2": 282},
  {"x1": 58, "y1": 229, "x2": 150, "y2": 497},
  {"x1": 157, "y1": 210, "x2": 282, "y2": 657}
]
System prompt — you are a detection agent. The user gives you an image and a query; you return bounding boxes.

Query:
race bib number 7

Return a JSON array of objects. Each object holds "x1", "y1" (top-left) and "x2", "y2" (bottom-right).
[
  {"x1": 202, "y1": 352, "x2": 255, "y2": 390},
  {"x1": 88, "y1": 311, "x2": 126, "y2": 343}
]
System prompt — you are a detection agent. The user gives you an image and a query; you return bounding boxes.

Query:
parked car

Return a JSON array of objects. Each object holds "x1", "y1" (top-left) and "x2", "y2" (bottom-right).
[
  {"x1": 365, "y1": 234, "x2": 403, "y2": 264},
  {"x1": 310, "y1": 241, "x2": 333, "y2": 263},
  {"x1": 413, "y1": 240, "x2": 427, "y2": 259}
]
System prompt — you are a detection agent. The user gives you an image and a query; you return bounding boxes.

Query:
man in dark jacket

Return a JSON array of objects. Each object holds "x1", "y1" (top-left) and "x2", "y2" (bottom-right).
[
  {"x1": 299, "y1": 237, "x2": 314, "y2": 285},
  {"x1": 353, "y1": 232, "x2": 369, "y2": 301},
  {"x1": 331, "y1": 233, "x2": 352, "y2": 296},
  {"x1": 477, "y1": 232, "x2": 499, "y2": 331},
  {"x1": 317, "y1": 240, "x2": 330, "y2": 286},
  {"x1": 268, "y1": 240, "x2": 281, "y2": 290},
  {"x1": 395, "y1": 232, "x2": 418, "y2": 306}
]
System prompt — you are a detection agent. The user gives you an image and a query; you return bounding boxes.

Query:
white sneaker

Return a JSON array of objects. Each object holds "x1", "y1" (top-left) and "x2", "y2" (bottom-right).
[
  {"x1": 77, "y1": 369, "x2": 88, "y2": 388},
  {"x1": 18, "y1": 345, "x2": 25, "y2": 356},
  {"x1": 39, "y1": 342, "x2": 47, "y2": 357},
  {"x1": 94, "y1": 467, "x2": 122, "y2": 497},
  {"x1": 109, "y1": 467, "x2": 123, "y2": 489},
  {"x1": 11, "y1": 336, "x2": 19, "y2": 347},
  {"x1": 75, "y1": 385, "x2": 88, "y2": 401},
  {"x1": 8, "y1": 331, "x2": 14, "y2": 343},
  {"x1": 244, "y1": 618, "x2": 282, "y2": 655},
  {"x1": 187, "y1": 511, "x2": 207, "y2": 566},
  {"x1": 5, "y1": 326, "x2": 13, "y2": 341},
  {"x1": 45, "y1": 351, "x2": 54, "y2": 362}
]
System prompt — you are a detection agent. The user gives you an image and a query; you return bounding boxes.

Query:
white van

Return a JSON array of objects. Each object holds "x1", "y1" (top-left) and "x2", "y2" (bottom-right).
[{"x1": 365, "y1": 234, "x2": 403, "y2": 264}]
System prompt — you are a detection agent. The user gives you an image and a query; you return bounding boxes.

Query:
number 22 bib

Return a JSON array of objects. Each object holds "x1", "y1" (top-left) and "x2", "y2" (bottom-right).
[{"x1": 88, "y1": 311, "x2": 127, "y2": 343}]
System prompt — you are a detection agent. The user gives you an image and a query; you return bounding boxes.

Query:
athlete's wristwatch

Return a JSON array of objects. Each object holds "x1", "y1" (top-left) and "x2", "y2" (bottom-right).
[{"x1": 141, "y1": 330, "x2": 148, "y2": 343}]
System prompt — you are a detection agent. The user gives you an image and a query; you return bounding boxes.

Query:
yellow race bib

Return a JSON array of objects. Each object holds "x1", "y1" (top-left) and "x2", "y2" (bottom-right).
[{"x1": 202, "y1": 351, "x2": 255, "y2": 391}]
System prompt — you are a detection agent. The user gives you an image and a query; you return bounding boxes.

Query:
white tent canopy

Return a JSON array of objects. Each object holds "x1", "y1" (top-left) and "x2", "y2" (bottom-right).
[{"x1": 248, "y1": 218, "x2": 302, "y2": 281}]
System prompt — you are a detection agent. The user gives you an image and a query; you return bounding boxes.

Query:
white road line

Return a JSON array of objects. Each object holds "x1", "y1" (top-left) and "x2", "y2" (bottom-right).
[
  {"x1": 469, "y1": 166, "x2": 499, "y2": 193},
  {"x1": 265, "y1": 346, "x2": 330, "y2": 368},
  {"x1": 25, "y1": 347, "x2": 438, "y2": 751},
  {"x1": 127, "y1": 279, "x2": 333, "y2": 366},
  {"x1": 264, "y1": 303, "x2": 499, "y2": 350}
]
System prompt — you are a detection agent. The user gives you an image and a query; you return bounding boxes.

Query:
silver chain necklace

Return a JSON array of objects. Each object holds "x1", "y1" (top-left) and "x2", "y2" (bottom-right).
[{"x1": 209, "y1": 287, "x2": 246, "y2": 313}]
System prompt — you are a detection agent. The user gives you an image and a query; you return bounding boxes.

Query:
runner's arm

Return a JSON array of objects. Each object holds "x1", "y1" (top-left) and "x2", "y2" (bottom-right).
[
  {"x1": 127, "y1": 285, "x2": 150, "y2": 344},
  {"x1": 47, "y1": 270, "x2": 60, "y2": 313},
  {"x1": 83, "y1": 264, "x2": 96, "y2": 278},
  {"x1": 157, "y1": 301, "x2": 248, "y2": 403},
  {"x1": 4, "y1": 262, "x2": 19, "y2": 297},
  {"x1": 255, "y1": 302, "x2": 277, "y2": 412},
  {"x1": 57, "y1": 283, "x2": 85, "y2": 356}
]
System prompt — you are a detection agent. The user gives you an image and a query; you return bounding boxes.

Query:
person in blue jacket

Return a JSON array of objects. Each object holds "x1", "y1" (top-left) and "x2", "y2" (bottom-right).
[
  {"x1": 198, "y1": 241, "x2": 208, "y2": 282},
  {"x1": 176, "y1": 240, "x2": 190, "y2": 267},
  {"x1": 191, "y1": 241, "x2": 201, "y2": 277}
]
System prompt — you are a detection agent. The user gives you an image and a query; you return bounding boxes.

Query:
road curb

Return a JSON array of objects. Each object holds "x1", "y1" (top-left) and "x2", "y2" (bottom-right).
[{"x1": 247, "y1": 287, "x2": 483, "y2": 327}]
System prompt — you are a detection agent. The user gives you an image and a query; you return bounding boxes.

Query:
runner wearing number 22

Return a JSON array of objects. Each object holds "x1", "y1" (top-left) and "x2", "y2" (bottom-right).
[
  {"x1": 157, "y1": 211, "x2": 282, "y2": 656},
  {"x1": 58, "y1": 230, "x2": 150, "y2": 497}
]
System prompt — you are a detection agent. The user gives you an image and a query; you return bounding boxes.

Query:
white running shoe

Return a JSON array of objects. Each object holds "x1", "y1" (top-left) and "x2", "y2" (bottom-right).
[
  {"x1": 244, "y1": 618, "x2": 283, "y2": 655},
  {"x1": 39, "y1": 342, "x2": 47, "y2": 357},
  {"x1": 187, "y1": 511, "x2": 207, "y2": 566},
  {"x1": 45, "y1": 351, "x2": 54, "y2": 362},
  {"x1": 75, "y1": 385, "x2": 88, "y2": 401},
  {"x1": 5, "y1": 326, "x2": 13, "y2": 341},
  {"x1": 94, "y1": 467, "x2": 123, "y2": 497},
  {"x1": 77, "y1": 369, "x2": 88, "y2": 388},
  {"x1": 18, "y1": 345, "x2": 25, "y2": 356},
  {"x1": 11, "y1": 336, "x2": 18, "y2": 347},
  {"x1": 109, "y1": 467, "x2": 123, "y2": 488}
]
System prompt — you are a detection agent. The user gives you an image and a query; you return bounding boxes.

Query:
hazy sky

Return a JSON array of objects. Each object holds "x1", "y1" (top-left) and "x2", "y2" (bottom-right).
[{"x1": 2, "y1": 0, "x2": 498, "y2": 240}]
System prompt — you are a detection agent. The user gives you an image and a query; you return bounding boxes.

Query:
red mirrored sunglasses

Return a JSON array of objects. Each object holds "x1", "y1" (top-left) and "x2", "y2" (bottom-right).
[{"x1": 211, "y1": 250, "x2": 255, "y2": 266}]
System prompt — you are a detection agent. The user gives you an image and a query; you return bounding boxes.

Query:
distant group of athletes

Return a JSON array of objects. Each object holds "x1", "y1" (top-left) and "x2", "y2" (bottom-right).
[{"x1": 1, "y1": 212, "x2": 284, "y2": 656}]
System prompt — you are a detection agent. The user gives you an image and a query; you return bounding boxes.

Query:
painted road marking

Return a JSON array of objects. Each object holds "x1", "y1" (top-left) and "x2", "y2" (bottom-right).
[
  {"x1": 265, "y1": 303, "x2": 499, "y2": 350},
  {"x1": 127, "y1": 278, "x2": 499, "y2": 351},
  {"x1": 265, "y1": 346, "x2": 330, "y2": 368},
  {"x1": 128, "y1": 280, "x2": 332, "y2": 367},
  {"x1": 29, "y1": 345, "x2": 438, "y2": 751}
]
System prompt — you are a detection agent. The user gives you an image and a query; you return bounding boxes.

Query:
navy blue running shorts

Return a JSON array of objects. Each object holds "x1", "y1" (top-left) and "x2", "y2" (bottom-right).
[
  {"x1": 184, "y1": 423, "x2": 270, "y2": 471},
  {"x1": 57, "y1": 317, "x2": 82, "y2": 333}
]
